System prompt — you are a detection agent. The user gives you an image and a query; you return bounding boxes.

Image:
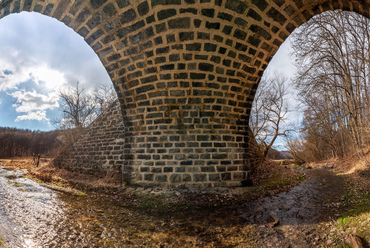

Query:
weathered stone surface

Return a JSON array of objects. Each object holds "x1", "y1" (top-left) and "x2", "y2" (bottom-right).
[{"x1": 54, "y1": 100, "x2": 125, "y2": 179}]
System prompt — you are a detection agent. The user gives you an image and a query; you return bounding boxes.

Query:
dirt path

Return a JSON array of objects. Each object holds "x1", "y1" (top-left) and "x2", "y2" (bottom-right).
[{"x1": 240, "y1": 168, "x2": 345, "y2": 247}]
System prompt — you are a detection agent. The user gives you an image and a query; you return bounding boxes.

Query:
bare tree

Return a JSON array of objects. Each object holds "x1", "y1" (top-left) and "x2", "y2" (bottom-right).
[
  {"x1": 291, "y1": 10, "x2": 370, "y2": 160},
  {"x1": 53, "y1": 82, "x2": 97, "y2": 144},
  {"x1": 53, "y1": 82, "x2": 118, "y2": 145},
  {"x1": 56, "y1": 82, "x2": 96, "y2": 129},
  {"x1": 0, "y1": 127, "x2": 60, "y2": 158},
  {"x1": 93, "y1": 84, "x2": 117, "y2": 114},
  {"x1": 249, "y1": 73, "x2": 290, "y2": 159}
]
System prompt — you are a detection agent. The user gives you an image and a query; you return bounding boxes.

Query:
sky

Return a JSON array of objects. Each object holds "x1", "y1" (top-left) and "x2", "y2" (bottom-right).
[
  {"x1": 0, "y1": 12, "x2": 112, "y2": 131},
  {"x1": 260, "y1": 36, "x2": 301, "y2": 150},
  {"x1": 264, "y1": 37, "x2": 296, "y2": 80},
  {"x1": 0, "y1": 11, "x2": 298, "y2": 133},
  {"x1": 264, "y1": 35, "x2": 301, "y2": 119}
]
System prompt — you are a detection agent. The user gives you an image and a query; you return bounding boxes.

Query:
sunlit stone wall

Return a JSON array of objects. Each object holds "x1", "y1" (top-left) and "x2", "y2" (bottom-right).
[
  {"x1": 0, "y1": 0, "x2": 367, "y2": 187},
  {"x1": 53, "y1": 100, "x2": 125, "y2": 179}
]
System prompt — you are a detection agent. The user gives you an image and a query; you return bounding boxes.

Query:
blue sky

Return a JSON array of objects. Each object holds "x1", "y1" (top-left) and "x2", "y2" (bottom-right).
[{"x1": 0, "y1": 12, "x2": 112, "y2": 131}]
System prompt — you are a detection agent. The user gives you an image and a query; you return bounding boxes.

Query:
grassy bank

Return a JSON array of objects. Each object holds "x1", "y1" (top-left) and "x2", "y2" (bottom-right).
[
  {"x1": 0, "y1": 234, "x2": 4, "y2": 247},
  {"x1": 330, "y1": 171, "x2": 370, "y2": 247}
]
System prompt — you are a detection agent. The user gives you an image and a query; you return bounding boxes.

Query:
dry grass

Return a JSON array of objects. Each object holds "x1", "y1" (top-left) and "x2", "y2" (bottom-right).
[
  {"x1": 327, "y1": 169, "x2": 370, "y2": 247},
  {"x1": 51, "y1": 167, "x2": 121, "y2": 187},
  {"x1": 0, "y1": 157, "x2": 121, "y2": 190},
  {"x1": 252, "y1": 159, "x2": 305, "y2": 186},
  {"x1": 331, "y1": 152, "x2": 370, "y2": 175},
  {"x1": 31, "y1": 163, "x2": 122, "y2": 190}
]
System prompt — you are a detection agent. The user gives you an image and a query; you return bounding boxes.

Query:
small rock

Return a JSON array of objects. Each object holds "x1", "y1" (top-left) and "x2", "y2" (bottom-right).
[{"x1": 267, "y1": 214, "x2": 280, "y2": 227}]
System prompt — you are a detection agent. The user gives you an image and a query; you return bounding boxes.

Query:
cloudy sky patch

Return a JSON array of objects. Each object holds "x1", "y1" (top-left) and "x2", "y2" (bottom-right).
[
  {"x1": 10, "y1": 89, "x2": 59, "y2": 111},
  {"x1": 15, "y1": 110, "x2": 48, "y2": 122},
  {"x1": 0, "y1": 11, "x2": 112, "y2": 130}
]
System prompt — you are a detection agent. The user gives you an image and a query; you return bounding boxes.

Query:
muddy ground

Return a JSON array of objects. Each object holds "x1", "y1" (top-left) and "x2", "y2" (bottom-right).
[{"x1": 0, "y1": 159, "x2": 369, "y2": 247}]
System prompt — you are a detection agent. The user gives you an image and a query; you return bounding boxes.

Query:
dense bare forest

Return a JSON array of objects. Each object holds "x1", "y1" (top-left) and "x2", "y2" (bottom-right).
[
  {"x1": 287, "y1": 10, "x2": 370, "y2": 163},
  {"x1": 250, "y1": 10, "x2": 370, "y2": 166},
  {"x1": 0, "y1": 127, "x2": 61, "y2": 158}
]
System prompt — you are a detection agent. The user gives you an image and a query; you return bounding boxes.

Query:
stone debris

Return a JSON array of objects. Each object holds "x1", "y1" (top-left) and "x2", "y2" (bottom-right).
[{"x1": 267, "y1": 213, "x2": 280, "y2": 227}]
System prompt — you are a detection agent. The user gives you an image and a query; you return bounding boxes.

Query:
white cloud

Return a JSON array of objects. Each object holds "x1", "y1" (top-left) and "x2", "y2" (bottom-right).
[
  {"x1": 15, "y1": 111, "x2": 48, "y2": 122},
  {"x1": 9, "y1": 89, "x2": 59, "y2": 122},
  {"x1": 0, "y1": 59, "x2": 68, "y2": 91},
  {"x1": 10, "y1": 89, "x2": 59, "y2": 112},
  {"x1": 31, "y1": 65, "x2": 66, "y2": 89},
  {"x1": 0, "y1": 12, "x2": 112, "y2": 93}
]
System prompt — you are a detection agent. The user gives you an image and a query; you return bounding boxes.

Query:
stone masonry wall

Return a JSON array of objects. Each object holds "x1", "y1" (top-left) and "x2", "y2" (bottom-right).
[
  {"x1": 54, "y1": 98, "x2": 260, "y2": 186},
  {"x1": 53, "y1": 100, "x2": 125, "y2": 178},
  {"x1": 1, "y1": 0, "x2": 369, "y2": 187}
]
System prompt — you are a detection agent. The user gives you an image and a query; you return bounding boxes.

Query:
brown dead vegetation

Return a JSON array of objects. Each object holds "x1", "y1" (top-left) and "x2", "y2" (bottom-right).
[
  {"x1": 251, "y1": 159, "x2": 304, "y2": 186},
  {"x1": 33, "y1": 162, "x2": 122, "y2": 189}
]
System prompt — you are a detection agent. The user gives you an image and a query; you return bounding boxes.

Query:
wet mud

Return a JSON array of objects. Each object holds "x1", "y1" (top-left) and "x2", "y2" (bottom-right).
[
  {"x1": 0, "y1": 167, "x2": 251, "y2": 247},
  {"x1": 241, "y1": 168, "x2": 345, "y2": 247},
  {"x1": 0, "y1": 167, "x2": 345, "y2": 247}
]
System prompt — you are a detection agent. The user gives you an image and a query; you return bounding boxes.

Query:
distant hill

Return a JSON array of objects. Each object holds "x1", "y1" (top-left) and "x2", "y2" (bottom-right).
[
  {"x1": 280, "y1": 151, "x2": 294, "y2": 159},
  {"x1": 267, "y1": 148, "x2": 293, "y2": 160}
]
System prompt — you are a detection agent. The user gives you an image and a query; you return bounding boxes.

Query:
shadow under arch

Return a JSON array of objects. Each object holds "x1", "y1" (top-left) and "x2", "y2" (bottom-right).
[{"x1": 0, "y1": 0, "x2": 368, "y2": 188}]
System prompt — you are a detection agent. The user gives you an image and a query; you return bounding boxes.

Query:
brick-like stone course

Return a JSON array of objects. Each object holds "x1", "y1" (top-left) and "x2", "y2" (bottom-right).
[
  {"x1": 1, "y1": 0, "x2": 367, "y2": 187},
  {"x1": 53, "y1": 100, "x2": 125, "y2": 178}
]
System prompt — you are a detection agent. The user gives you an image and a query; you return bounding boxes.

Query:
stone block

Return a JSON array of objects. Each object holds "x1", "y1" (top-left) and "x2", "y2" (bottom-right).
[
  {"x1": 168, "y1": 17, "x2": 190, "y2": 29},
  {"x1": 194, "y1": 174, "x2": 207, "y2": 182},
  {"x1": 170, "y1": 174, "x2": 181, "y2": 183},
  {"x1": 138, "y1": 1, "x2": 149, "y2": 16},
  {"x1": 209, "y1": 174, "x2": 220, "y2": 181},
  {"x1": 120, "y1": 9, "x2": 136, "y2": 24},
  {"x1": 225, "y1": 0, "x2": 248, "y2": 14},
  {"x1": 182, "y1": 174, "x2": 191, "y2": 182},
  {"x1": 155, "y1": 174, "x2": 168, "y2": 182},
  {"x1": 157, "y1": 9, "x2": 177, "y2": 21},
  {"x1": 201, "y1": 166, "x2": 215, "y2": 172}
]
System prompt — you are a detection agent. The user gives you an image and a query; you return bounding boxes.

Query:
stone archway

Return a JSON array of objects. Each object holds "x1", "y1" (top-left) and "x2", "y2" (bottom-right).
[{"x1": 0, "y1": 0, "x2": 367, "y2": 187}]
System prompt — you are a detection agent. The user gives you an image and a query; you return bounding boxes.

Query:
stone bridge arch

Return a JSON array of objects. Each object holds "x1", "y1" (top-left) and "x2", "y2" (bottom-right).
[{"x1": 0, "y1": 0, "x2": 367, "y2": 187}]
